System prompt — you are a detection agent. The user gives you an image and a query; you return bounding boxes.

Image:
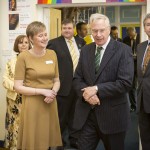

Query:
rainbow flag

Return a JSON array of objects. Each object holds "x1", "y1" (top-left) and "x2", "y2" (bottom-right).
[
  {"x1": 37, "y1": 0, "x2": 145, "y2": 4},
  {"x1": 37, "y1": 0, "x2": 71, "y2": 4}
]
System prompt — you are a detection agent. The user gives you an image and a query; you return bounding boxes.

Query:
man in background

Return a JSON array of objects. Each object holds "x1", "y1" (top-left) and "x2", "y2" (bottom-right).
[
  {"x1": 123, "y1": 27, "x2": 140, "y2": 53},
  {"x1": 110, "y1": 26, "x2": 122, "y2": 42},
  {"x1": 123, "y1": 27, "x2": 140, "y2": 112},
  {"x1": 76, "y1": 22, "x2": 88, "y2": 39},
  {"x1": 47, "y1": 19, "x2": 85, "y2": 150}
]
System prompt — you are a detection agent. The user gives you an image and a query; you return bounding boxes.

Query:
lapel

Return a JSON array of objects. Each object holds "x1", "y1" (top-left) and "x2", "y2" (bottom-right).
[
  {"x1": 74, "y1": 36, "x2": 85, "y2": 52},
  {"x1": 95, "y1": 39, "x2": 117, "y2": 82},
  {"x1": 87, "y1": 43, "x2": 96, "y2": 84},
  {"x1": 60, "y1": 36, "x2": 73, "y2": 63},
  {"x1": 142, "y1": 41, "x2": 150, "y2": 76},
  {"x1": 137, "y1": 42, "x2": 146, "y2": 77}
]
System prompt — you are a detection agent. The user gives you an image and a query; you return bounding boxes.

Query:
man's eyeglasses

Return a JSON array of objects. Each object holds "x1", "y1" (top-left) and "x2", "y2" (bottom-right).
[{"x1": 91, "y1": 26, "x2": 109, "y2": 35}]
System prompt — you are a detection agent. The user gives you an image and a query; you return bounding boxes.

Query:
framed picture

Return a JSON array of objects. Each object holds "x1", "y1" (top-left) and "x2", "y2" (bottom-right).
[{"x1": 9, "y1": 0, "x2": 17, "y2": 11}]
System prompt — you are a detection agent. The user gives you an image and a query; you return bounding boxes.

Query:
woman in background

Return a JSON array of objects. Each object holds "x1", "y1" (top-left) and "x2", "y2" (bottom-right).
[
  {"x1": 3, "y1": 35, "x2": 31, "y2": 150},
  {"x1": 14, "y1": 21, "x2": 62, "y2": 150}
]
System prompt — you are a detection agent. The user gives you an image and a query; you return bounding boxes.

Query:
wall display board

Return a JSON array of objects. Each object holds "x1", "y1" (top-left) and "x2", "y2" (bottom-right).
[{"x1": 8, "y1": 0, "x2": 31, "y2": 51}]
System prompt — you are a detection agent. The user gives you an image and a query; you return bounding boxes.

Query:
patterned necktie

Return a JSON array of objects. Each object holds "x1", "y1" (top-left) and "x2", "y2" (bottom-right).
[
  {"x1": 68, "y1": 40, "x2": 78, "y2": 72},
  {"x1": 143, "y1": 44, "x2": 150, "y2": 74},
  {"x1": 95, "y1": 46, "x2": 102, "y2": 73}
]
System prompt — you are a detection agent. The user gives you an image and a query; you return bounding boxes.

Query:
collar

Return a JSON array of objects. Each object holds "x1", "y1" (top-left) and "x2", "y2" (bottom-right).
[{"x1": 65, "y1": 37, "x2": 75, "y2": 42}]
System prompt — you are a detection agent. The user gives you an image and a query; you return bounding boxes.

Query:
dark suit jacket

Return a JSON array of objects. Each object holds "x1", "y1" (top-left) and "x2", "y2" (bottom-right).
[
  {"x1": 137, "y1": 41, "x2": 150, "y2": 113},
  {"x1": 46, "y1": 36, "x2": 85, "y2": 96},
  {"x1": 117, "y1": 38, "x2": 123, "y2": 42},
  {"x1": 75, "y1": 35, "x2": 86, "y2": 44},
  {"x1": 73, "y1": 39, "x2": 134, "y2": 134}
]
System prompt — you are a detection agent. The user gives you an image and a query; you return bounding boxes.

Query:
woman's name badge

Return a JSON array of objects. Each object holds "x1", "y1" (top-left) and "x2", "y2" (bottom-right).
[{"x1": 46, "y1": 60, "x2": 53, "y2": 64}]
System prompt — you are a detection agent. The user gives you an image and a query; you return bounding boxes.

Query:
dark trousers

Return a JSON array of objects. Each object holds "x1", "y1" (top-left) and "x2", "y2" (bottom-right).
[
  {"x1": 57, "y1": 87, "x2": 78, "y2": 146},
  {"x1": 78, "y1": 109, "x2": 126, "y2": 150},
  {"x1": 138, "y1": 101, "x2": 150, "y2": 150}
]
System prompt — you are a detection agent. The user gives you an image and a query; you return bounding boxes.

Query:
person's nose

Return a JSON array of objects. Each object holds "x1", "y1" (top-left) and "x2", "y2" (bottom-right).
[{"x1": 97, "y1": 31, "x2": 102, "y2": 36}]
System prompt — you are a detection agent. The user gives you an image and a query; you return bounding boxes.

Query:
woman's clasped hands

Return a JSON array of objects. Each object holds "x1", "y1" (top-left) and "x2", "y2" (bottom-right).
[{"x1": 42, "y1": 89, "x2": 57, "y2": 104}]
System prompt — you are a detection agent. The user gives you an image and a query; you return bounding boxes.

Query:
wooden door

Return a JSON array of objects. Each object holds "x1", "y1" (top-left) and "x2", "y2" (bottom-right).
[{"x1": 49, "y1": 8, "x2": 61, "y2": 40}]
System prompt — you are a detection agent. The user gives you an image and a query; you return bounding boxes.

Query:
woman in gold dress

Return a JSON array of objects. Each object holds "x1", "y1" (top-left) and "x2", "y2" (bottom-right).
[{"x1": 14, "y1": 21, "x2": 62, "y2": 150}]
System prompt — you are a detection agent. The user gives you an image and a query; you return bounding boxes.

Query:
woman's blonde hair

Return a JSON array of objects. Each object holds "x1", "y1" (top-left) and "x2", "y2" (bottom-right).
[{"x1": 26, "y1": 21, "x2": 46, "y2": 38}]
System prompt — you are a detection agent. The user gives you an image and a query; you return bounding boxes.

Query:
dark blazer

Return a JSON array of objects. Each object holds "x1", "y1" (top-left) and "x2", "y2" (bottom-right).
[
  {"x1": 123, "y1": 34, "x2": 140, "y2": 52},
  {"x1": 137, "y1": 41, "x2": 150, "y2": 113},
  {"x1": 73, "y1": 39, "x2": 134, "y2": 134},
  {"x1": 116, "y1": 38, "x2": 123, "y2": 42},
  {"x1": 75, "y1": 35, "x2": 86, "y2": 44},
  {"x1": 46, "y1": 36, "x2": 85, "y2": 96}
]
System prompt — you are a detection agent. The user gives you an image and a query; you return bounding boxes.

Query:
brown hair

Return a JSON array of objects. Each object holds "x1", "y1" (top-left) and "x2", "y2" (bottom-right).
[
  {"x1": 62, "y1": 19, "x2": 75, "y2": 27},
  {"x1": 26, "y1": 21, "x2": 46, "y2": 39},
  {"x1": 13, "y1": 35, "x2": 31, "y2": 53}
]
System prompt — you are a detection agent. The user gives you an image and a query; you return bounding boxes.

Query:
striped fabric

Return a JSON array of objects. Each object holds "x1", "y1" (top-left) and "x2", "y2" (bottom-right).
[
  {"x1": 68, "y1": 40, "x2": 78, "y2": 72},
  {"x1": 143, "y1": 45, "x2": 150, "y2": 74},
  {"x1": 95, "y1": 46, "x2": 102, "y2": 73}
]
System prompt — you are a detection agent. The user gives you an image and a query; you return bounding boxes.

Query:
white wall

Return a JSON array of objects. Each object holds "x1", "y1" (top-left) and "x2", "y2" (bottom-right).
[{"x1": 0, "y1": 0, "x2": 42, "y2": 140}]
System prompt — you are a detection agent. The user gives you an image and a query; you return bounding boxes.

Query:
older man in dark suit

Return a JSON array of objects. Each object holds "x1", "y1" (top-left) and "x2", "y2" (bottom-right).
[
  {"x1": 73, "y1": 13, "x2": 134, "y2": 150},
  {"x1": 47, "y1": 19, "x2": 85, "y2": 150},
  {"x1": 137, "y1": 13, "x2": 150, "y2": 150}
]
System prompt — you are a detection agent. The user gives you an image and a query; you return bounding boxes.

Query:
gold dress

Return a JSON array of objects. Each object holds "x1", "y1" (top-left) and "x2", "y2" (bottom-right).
[{"x1": 15, "y1": 50, "x2": 62, "y2": 150}]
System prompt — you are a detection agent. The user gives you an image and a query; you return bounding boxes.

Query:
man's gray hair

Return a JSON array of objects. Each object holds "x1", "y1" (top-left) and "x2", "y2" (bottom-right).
[
  {"x1": 143, "y1": 13, "x2": 150, "y2": 26},
  {"x1": 90, "y1": 13, "x2": 110, "y2": 27}
]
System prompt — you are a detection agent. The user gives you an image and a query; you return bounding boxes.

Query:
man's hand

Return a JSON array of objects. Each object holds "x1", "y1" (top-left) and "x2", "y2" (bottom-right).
[
  {"x1": 82, "y1": 86, "x2": 98, "y2": 101},
  {"x1": 87, "y1": 94, "x2": 100, "y2": 106}
]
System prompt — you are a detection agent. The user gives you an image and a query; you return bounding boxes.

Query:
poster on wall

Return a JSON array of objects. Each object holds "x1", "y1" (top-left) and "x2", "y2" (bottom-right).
[
  {"x1": 9, "y1": 14, "x2": 19, "y2": 30},
  {"x1": 9, "y1": 0, "x2": 17, "y2": 11},
  {"x1": 16, "y1": 0, "x2": 31, "y2": 12},
  {"x1": 72, "y1": 0, "x2": 106, "y2": 3},
  {"x1": 8, "y1": 0, "x2": 31, "y2": 52}
]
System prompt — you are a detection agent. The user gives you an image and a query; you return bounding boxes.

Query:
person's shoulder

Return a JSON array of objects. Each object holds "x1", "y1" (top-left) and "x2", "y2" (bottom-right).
[
  {"x1": 49, "y1": 36, "x2": 63, "y2": 42},
  {"x1": 123, "y1": 36, "x2": 130, "y2": 41},
  {"x1": 74, "y1": 35, "x2": 85, "y2": 42},
  {"x1": 137, "y1": 40, "x2": 147, "y2": 48},
  {"x1": 81, "y1": 42, "x2": 95, "y2": 52},
  {"x1": 117, "y1": 38, "x2": 123, "y2": 42},
  {"x1": 17, "y1": 50, "x2": 29, "y2": 59},
  {"x1": 46, "y1": 49, "x2": 57, "y2": 56},
  {"x1": 118, "y1": 40, "x2": 131, "y2": 48},
  {"x1": 6, "y1": 56, "x2": 17, "y2": 66},
  {"x1": 113, "y1": 39, "x2": 131, "y2": 53}
]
